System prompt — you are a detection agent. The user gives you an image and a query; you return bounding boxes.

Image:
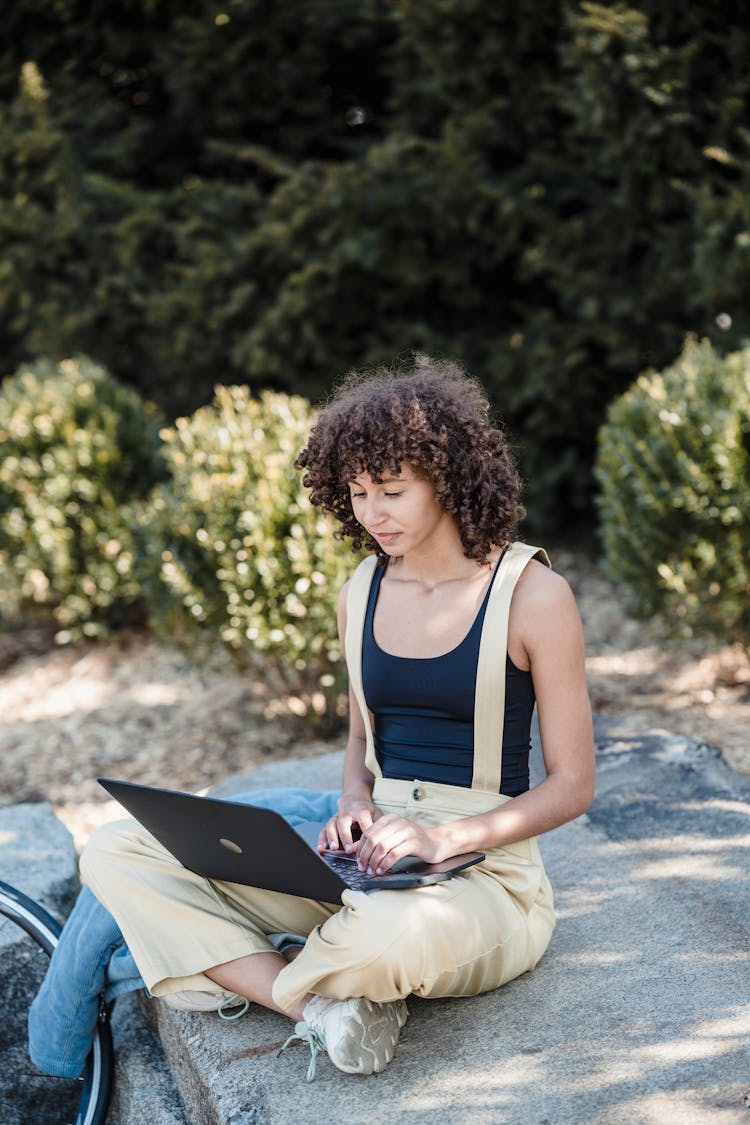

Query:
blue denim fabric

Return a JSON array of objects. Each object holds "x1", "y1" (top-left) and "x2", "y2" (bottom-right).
[{"x1": 28, "y1": 788, "x2": 340, "y2": 1078}]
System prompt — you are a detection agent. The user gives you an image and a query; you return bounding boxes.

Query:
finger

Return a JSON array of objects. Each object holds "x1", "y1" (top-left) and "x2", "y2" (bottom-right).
[
  {"x1": 337, "y1": 816, "x2": 357, "y2": 850},
  {"x1": 359, "y1": 822, "x2": 409, "y2": 872},
  {"x1": 358, "y1": 812, "x2": 396, "y2": 844},
  {"x1": 373, "y1": 847, "x2": 407, "y2": 875},
  {"x1": 355, "y1": 820, "x2": 387, "y2": 867},
  {"x1": 373, "y1": 823, "x2": 426, "y2": 873},
  {"x1": 355, "y1": 832, "x2": 377, "y2": 870},
  {"x1": 318, "y1": 817, "x2": 342, "y2": 852},
  {"x1": 345, "y1": 809, "x2": 374, "y2": 852},
  {"x1": 357, "y1": 813, "x2": 399, "y2": 851},
  {"x1": 355, "y1": 807, "x2": 377, "y2": 831},
  {"x1": 376, "y1": 825, "x2": 436, "y2": 872},
  {"x1": 369, "y1": 838, "x2": 407, "y2": 873}
]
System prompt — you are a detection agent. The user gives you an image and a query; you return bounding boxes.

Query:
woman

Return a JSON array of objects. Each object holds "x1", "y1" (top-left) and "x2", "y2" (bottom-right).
[{"x1": 80, "y1": 355, "x2": 594, "y2": 1081}]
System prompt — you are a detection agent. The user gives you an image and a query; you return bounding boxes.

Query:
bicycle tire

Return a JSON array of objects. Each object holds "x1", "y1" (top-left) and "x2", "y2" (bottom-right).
[{"x1": 0, "y1": 879, "x2": 114, "y2": 1125}]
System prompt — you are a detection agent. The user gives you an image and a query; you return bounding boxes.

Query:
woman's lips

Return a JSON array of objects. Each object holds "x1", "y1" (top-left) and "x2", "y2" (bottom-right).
[{"x1": 374, "y1": 532, "x2": 400, "y2": 545}]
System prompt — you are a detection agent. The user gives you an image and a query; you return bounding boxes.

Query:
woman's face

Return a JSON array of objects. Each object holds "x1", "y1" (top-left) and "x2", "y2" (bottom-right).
[{"x1": 348, "y1": 463, "x2": 450, "y2": 557}]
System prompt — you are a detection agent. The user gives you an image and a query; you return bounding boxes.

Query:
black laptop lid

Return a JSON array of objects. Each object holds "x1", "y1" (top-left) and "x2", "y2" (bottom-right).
[{"x1": 98, "y1": 777, "x2": 349, "y2": 903}]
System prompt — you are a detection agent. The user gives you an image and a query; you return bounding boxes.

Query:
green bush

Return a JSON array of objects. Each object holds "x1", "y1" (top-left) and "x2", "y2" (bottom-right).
[
  {"x1": 595, "y1": 338, "x2": 750, "y2": 641},
  {"x1": 144, "y1": 386, "x2": 355, "y2": 719},
  {"x1": 0, "y1": 356, "x2": 167, "y2": 638},
  {"x1": 4, "y1": 2, "x2": 750, "y2": 532}
]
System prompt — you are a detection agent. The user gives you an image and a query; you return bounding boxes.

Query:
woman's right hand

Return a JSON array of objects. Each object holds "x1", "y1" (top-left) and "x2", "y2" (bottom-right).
[{"x1": 317, "y1": 796, "x2": 381, "y2": 854}]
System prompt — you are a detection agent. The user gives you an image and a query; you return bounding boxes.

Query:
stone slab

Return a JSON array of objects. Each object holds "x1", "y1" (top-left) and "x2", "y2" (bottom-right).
[
  {"x1": 152, "y1": 719, "x2": 750, "y2": 1124},
  {"x1": 207, "y1": 750, "x2": 345, "y2": 798},
  {"x1": 0, "y1": 801, "x2": 78, "y2": 917},
  {"x1": 107, "y1": 992, "x2": 190, "y2": 1125}
]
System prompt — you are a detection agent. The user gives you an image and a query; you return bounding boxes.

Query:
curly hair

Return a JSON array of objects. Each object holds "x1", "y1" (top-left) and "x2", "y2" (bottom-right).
[{"x1": 295, "y1": 355, "x2": 524, "y2": 564}]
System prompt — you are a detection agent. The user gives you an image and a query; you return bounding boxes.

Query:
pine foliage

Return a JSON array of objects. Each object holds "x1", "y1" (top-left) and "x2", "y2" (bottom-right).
[{"x1": 2, "y1": 2, "x2": 750, "y2": 529}]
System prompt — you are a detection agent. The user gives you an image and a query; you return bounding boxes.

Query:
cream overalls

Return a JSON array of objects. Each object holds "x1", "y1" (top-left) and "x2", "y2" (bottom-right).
[{"x1": 80, "y1": 542, "x2": 556, "y2": 1014}]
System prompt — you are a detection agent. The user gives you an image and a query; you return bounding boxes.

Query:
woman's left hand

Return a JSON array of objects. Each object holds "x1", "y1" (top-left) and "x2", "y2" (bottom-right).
[{"x1": 355, "y1": 813, "x2": 447, "y2": 875}]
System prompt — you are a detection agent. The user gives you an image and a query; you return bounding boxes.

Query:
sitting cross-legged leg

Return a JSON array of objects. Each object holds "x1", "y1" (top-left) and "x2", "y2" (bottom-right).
[{"x1": 79, "y1": 818, "x2": 408, "y2": 1076}]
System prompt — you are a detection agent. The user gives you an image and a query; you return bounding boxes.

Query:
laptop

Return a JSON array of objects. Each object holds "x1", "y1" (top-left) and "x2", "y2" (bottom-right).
[{"x1": 98, "y1": 778, "x2": 485, "y2": 905}]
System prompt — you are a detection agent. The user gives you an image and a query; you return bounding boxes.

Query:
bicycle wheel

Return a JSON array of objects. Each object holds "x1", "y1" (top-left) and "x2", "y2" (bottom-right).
[{"x1": 0, "y1": 879, "x2": 114, "y2": 1125}]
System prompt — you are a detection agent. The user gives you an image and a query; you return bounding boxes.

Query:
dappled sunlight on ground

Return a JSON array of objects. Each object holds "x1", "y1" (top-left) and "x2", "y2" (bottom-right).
[
  {"x1": 634, "y1": 853, "x2": 746, "y2": 882},
  {"x1": 0, "y1": 552, "x2": 747, "y2": 854},
  {"x1": 555, "y1": 551, "x2": 750, "y2": 776},
  {"x1": 391, "y1": 1031, "x2": 748, "y2": 1121},
  {"x1": 0, "y1": 649, "x2": 116, "y2": 720},
  {"x1": 582, "y1": 834, "x2": 749, "y2": 885},
  {"x1": 125, "y1": 682, "x2": 190, "y2": 706},
  {"x1": 52, "y1": 798, "x2": 124, "y2": 854},
  {"x1": 620, "y1": 1091, "x2": 747, "y2": 1125},
  {"x1": 554, "y1": 949, "x2": 636, "y2": 965},
  {"x1": 0, "y1": 633, "x2": 335, "y2": 836}
]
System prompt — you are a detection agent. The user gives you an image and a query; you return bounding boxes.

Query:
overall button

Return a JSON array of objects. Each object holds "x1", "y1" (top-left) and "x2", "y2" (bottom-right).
[{"x1": 412, "y1": 787, "x2": 422, "y2": 801}]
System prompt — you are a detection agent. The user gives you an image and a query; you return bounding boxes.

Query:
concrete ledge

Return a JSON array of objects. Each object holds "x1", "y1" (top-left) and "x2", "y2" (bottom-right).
[
  {"x1": 206, "y1": 749, "x2": 345, "y2": 797},
  {"x1": 150, "y1": 719, "x2": 750, "y2": 1124},
  {"x1": 107, "y1": 993, "x2": 190, "y2": 1125},
  {"x1": 3, "y1": 722, "x2": 749, "y2": 1124},
  {"x1": 0, "y1": 801, "x2": 78, "y2": 917}
]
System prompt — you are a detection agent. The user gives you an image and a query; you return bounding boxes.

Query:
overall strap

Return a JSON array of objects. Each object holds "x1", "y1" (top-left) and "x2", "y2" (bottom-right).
[
  {"x1": 471, "y1": 542, "x2": 551, "y2": 793},
  {"x1": 344, "y1": 555, "x2": 382, "y2": 778}
]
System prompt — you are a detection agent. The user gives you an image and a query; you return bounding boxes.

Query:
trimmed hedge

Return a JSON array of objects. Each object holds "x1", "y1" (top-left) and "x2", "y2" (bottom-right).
[
  {"x1": 0, "y1": 357, "x2": 166, "y2": 638},
  {"x1": 144, "y1": 386, "x2": 355, "y2": 717},
  {"x1": 0, "y1": 358, "x2": 358, "y2": 717},
  {"x1": 595, "y1": 338, "x2": 750, "y2": 641}
]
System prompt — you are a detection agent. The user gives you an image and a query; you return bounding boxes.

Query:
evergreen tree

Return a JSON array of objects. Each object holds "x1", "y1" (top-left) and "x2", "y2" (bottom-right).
[{"x1": 1, "y1": 1, "x2": 748, "y2": 530}]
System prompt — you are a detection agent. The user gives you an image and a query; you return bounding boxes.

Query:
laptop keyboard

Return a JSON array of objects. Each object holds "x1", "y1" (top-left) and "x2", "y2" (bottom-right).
[{"x1": 323, "y1": 853, "x2": 370, "y2": 891}]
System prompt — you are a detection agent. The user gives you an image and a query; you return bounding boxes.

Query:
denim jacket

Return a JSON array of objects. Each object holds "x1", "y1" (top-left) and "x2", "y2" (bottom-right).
[{"x1": 29, "y1": 788, "x2": 340, "y2": 1078}]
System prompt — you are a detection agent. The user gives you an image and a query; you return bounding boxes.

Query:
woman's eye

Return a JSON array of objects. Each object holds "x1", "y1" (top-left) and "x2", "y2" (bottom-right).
[
  {"x1": 351, "y1": 492, "x2": 365, "y2": 500},
  {"x1": 385, "y1": 492, "x2": 402, "y2": 498}
]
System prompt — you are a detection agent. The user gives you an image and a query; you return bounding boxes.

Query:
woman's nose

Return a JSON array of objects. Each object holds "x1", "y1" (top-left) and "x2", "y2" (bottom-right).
[{"x1": 362, "y1": 497, "x2": 385, "y2": 527}]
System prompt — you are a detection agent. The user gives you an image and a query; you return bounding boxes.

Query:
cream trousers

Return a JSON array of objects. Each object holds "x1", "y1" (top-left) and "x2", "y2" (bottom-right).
[{"x1": 80, "y1": 778, "x2": 556, "y2": 1014}]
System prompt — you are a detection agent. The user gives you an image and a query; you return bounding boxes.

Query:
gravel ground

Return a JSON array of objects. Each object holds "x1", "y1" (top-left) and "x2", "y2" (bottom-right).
[{"x1": 1, "y1": 550, "x2": 747, "y2": 851}]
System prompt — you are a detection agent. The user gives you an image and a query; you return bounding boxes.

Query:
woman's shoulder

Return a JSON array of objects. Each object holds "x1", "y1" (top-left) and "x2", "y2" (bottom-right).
[
  {"x1": 511, "y1": 555, "x2": 581, "y2": 629},
  {"x1": 510, "y1": 555, "x2": 583, "y2": 657},
  {"x1": 502, "y1": 550, "x2": 581, "y2": 670}
]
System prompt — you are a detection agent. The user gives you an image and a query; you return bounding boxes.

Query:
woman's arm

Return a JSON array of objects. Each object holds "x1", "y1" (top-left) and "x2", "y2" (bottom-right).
[
  {"x1": 355, "y1": 563, "x2": 596, "y2": 874},
  {"x1": 317, "y1": 580, "x2": 380, "y2": 852}
]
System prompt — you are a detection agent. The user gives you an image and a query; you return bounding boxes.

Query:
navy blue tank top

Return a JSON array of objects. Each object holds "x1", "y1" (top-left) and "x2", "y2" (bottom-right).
[{"x1": 361, "y1": 561, "x2": 536, "y2": 797}]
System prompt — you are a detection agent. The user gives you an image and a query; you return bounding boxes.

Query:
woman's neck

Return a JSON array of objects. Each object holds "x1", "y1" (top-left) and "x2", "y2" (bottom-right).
[{"x1": 386, "y1": 540, "x2": 499, "y2": 591}]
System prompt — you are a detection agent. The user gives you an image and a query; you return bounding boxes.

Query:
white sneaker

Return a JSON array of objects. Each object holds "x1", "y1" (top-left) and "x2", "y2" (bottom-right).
[
  {"x1": 278, "y1": 995, "x2": 408, "y2": 1081},
  {"x1": 162, "y1": 988, "x2": 250, "y2": 1020}
]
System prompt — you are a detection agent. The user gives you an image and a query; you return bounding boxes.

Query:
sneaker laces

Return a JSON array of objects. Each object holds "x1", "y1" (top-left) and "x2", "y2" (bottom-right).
[
  {"x1": 277, "y1": 1020, "x2": 326, "y2": 1082},
  {"x1": 217, "y1": 996, "x2": 251, "y2": 1021}
]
